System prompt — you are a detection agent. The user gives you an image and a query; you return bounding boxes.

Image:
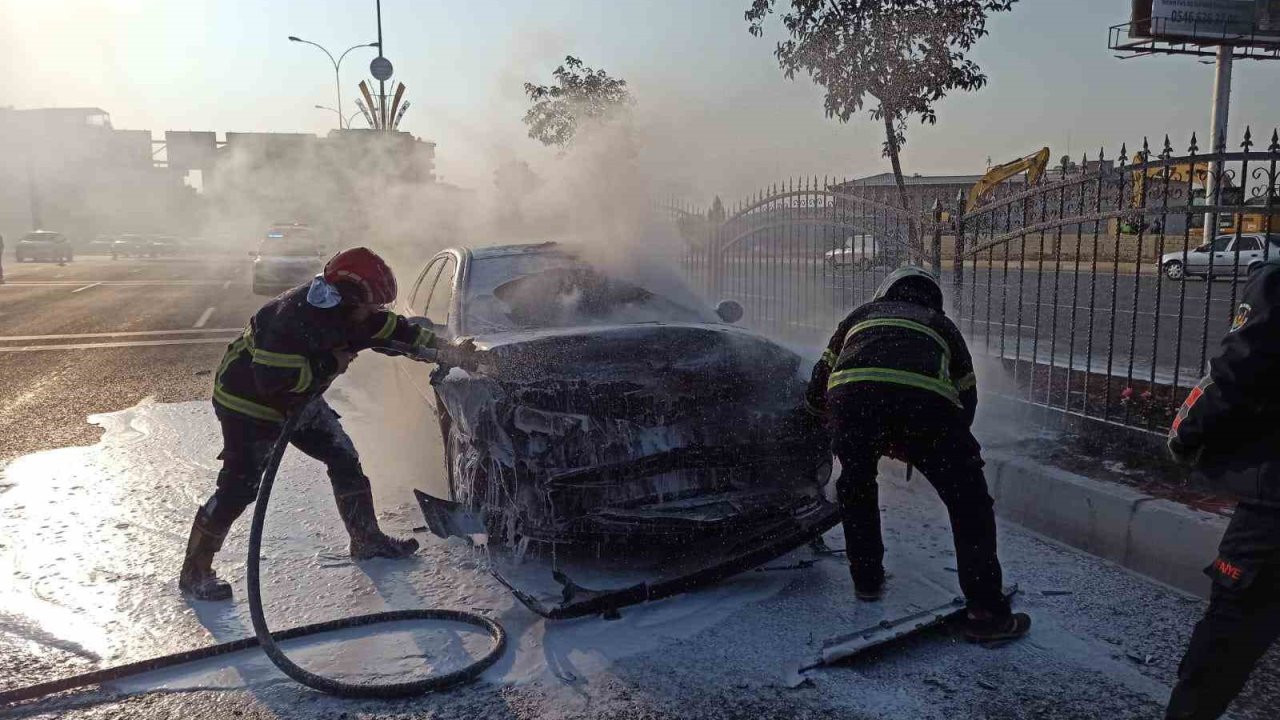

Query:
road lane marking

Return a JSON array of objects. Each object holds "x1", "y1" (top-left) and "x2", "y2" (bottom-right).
[
  {"x1": 0, "y1": 338, "x2": 235, "y2": 352},
  {"x1": 70, "y1": 282, "x2": 102, "y2": 294},
  {"x1": 1, "y1": 280, "x2": 241, "y2": 288},
  {"x1": 194, "y1": 307, "x2": 216, "y2": 328},
  {"x1": 0, "y1": 328, "x2": 241, "y2": 342}
]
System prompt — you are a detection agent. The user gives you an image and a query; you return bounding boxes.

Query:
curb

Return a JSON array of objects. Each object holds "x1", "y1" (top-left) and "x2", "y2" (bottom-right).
[{"x1": 880, "y1": 451, "x2": 1227, "y2": 599}]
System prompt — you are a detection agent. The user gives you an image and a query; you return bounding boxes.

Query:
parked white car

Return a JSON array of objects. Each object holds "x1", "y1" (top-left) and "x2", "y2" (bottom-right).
[
  {"x1": 823, "y1": 234, "x2": 887, "y2": 270},
  {"x1": 1160, "y1": 233, "x2": 1280, "y2": 280}
]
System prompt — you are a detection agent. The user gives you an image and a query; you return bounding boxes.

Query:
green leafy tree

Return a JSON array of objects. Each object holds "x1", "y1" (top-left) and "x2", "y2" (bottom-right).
[
  {"x1": 745, "y1": 0, "x2": 1017, "y2": 216},
  {"x1": 523, "y1": 56, "x2": 633, "y2": 147}
]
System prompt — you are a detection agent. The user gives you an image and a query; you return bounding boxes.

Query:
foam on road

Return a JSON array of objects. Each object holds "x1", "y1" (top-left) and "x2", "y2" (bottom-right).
[{"x1": 1, "y1": 391, "x2": 1273, "y2": 719}]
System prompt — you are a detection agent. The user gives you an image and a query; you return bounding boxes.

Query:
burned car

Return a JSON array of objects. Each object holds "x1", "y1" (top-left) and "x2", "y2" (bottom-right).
[{"x1": 398, "y1": 242, "x2": 837, "y2": 616}]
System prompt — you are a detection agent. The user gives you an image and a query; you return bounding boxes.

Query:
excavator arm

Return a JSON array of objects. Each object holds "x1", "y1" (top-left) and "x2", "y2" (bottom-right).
[{"x1": 966, "y1": 147, "x2": 1051, "y2": 212}]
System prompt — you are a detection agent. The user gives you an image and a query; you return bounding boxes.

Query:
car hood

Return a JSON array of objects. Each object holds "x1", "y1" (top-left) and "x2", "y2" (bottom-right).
[{"x1": 467, "y1": 322, "x2": 802, "y2": 386}]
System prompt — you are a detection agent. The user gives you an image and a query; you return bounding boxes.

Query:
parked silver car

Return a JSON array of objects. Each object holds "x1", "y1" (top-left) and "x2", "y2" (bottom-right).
[{"x1": 1160, "y1": 233, "x2": 1280, "y2": 280}]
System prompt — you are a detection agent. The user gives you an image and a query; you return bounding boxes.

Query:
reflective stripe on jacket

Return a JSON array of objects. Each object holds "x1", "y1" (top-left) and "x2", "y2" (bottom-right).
[
  {"x1": 212, "y1": 284, "x2": 434, "y2": 422},
  {"x1": 806, "y1": 298, "x2": 977, "y2": 423}
]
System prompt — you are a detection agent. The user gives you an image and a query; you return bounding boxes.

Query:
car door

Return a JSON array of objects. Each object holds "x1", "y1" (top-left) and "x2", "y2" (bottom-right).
[
  {"x1": 1230, "y1": 235, "x2": 1264, "y2": 275},
  {"x1": 1199, "y1": 234, "x2": 1233, "y2": 276},
  {"x1": 401, "y1": 256, "x2": 450, "y2": 400}
]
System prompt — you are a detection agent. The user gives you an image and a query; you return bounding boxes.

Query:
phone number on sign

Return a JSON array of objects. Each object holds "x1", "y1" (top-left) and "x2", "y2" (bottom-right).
[{"x1": 1169, "y1": 9, "x2": 1244, "y2": 25}]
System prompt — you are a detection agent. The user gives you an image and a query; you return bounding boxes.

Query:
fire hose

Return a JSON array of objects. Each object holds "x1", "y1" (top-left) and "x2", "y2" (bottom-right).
[{"x1": 0, "y1": 341, "x2": 506, "y2": 706}]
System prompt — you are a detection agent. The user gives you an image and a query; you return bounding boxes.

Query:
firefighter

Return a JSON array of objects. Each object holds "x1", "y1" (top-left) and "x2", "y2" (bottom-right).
[
  {"x1": 180, "y1": 247, "x2": 437, "y2": 601},
  {"x1": 806, "y1": 266, "x2": 1030, "y2": 642},
  {"x1": 1165, "y1": 260, "x2": 1280, "y2": 719}
]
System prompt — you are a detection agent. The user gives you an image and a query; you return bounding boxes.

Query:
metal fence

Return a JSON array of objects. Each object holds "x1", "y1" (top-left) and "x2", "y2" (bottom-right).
[{"x1": 673, "y1": 129, "x2": 1280, "y2": 436}]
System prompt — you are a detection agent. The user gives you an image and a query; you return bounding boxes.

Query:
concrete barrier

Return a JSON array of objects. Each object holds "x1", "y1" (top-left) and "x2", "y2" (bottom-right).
[{"x1": 879, "y1": 451, "x2": 1228, "y2": 599}]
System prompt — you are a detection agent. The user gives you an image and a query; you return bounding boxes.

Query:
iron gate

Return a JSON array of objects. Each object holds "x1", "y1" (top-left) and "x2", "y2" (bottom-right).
[{"x1": 674, "y1": 128, "x2": 1280, "y2": 435}]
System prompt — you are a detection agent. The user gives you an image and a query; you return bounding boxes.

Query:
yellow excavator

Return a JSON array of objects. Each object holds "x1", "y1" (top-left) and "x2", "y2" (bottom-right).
[{"x1": 965, "y1": 147, "x2": 1052, "y2": 212}]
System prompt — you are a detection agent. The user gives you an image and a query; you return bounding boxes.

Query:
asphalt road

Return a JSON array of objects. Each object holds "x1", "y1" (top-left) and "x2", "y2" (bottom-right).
[
  {"x1": 0, "y1": 252, "x2": 1273, "y2": 719},
  {"x1": 716, "y1": 260, "x2": 1242, "y2": 388},
  {"x1": 0, "y1": 254, "x2": 261, "y2": 463}
]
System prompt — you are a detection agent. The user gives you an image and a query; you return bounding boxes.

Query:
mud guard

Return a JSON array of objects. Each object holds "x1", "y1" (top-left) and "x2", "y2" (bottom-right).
[
  {"x1": 414, "y1": 487, "x2": 841, "y2": 620},
  {"x1": 413, "y1": 489, "x2": 486, "y2": 540},
  {"x1": 492, "y1": 506, "x2": 841, "y2": 620}
]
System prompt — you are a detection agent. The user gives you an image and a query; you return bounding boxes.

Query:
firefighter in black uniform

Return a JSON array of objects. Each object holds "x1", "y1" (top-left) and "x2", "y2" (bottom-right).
[
  {"x1": 1165, "y1": 259, "x2": 1280, "y2": 719},
  {"x1": 807, "y1": 266, "x2": 1031, "y2": 642},
  {"x1": 180, "y1": 247, "x2": 438, "y2": 601}
]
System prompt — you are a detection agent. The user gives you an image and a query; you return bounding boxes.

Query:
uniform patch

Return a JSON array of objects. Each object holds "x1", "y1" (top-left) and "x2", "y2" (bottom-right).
[
  {"x1": 1206, "y1": 555, "x2": 1256, "y2": 591},
  {"x1": 1230, "y1": 303, "x2": 1252, "y2": 332}
]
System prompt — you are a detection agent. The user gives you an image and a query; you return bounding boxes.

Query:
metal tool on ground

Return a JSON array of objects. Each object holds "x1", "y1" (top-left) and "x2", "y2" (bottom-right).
[
  {"x1": 0, "y1": 341, "x2": 506, "y2": 707},
  {"x1": 791, "y1": 584, "x2": 1020, "y2": 680}
]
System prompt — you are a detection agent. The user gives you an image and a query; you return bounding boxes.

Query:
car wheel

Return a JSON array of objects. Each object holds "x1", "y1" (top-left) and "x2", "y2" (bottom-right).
[{"x1": 1163, "y1": 260, "x2": 1185, "y2": 280}]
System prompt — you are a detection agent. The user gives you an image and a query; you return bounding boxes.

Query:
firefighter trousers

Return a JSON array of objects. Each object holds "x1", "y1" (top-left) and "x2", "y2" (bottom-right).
[
  {"x1": 828, "y1": 383, "x2": 1009, "y2": 616},
  {"x1": 1166, "y1": 504, "x2": 1280, "y2": 720},
  {"x1": 197, "y1": 400, "x2": 379, "y2": 540}
]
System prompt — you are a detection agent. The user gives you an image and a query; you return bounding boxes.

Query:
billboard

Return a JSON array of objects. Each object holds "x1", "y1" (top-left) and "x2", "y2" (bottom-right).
[
  {"x1": 165, "y1": 131, "x2": 217, "y2": 172},
  {"x1": 1131, "y1": 0, "x2": 1280, "y2": 45}
]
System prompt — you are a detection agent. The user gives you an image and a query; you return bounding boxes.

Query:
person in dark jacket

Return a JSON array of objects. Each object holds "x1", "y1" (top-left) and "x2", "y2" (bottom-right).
[
  {"x1": 807, "y1": 266, "x2": 1030, "y2": 642},
  {"x1": 180, "y1": 247, "x2": 438, "y2": 601},
  {"x1": 1165, "y1": 260, "x2": 1280, "y2": 719}
]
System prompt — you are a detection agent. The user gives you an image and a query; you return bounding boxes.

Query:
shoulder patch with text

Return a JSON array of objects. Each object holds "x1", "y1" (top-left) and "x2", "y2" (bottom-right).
[{"x1": 1230, "y1": 303, "x2": 1252, "y2": 332}]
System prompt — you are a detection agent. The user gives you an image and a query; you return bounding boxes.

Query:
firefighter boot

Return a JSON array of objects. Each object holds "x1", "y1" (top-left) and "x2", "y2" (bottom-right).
[
  {"x1": 337, "y1": 488, "x2": 419, "y2": 560},
  {"x1": 179, "y1": 510, "x2": 233, "y2": 601}
]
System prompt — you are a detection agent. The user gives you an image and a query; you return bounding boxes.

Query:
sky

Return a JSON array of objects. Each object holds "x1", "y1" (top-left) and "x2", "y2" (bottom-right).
[{"x1": 3, "y1": 0, "x2": 1280, "y2": 202}]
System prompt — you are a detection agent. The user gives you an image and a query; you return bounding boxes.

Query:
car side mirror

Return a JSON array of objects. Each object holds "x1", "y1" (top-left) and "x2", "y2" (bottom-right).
[{"x1": 716, "y1": 300, "x2": 744, "y2": 324}]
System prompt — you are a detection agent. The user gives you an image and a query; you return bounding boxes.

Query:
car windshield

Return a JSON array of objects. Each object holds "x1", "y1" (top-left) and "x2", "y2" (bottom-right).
[
  {"x1": 464, "y1": 252, "x2": 710, "y2": 332},
  {"x1": 261, "y1": 230, "x2": 319, "y2": 257}
]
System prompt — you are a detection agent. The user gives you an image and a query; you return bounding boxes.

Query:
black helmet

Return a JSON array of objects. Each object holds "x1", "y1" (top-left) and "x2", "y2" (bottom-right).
[{"x1": 874, "y1": 266, "x2": 943, "y2": 311}]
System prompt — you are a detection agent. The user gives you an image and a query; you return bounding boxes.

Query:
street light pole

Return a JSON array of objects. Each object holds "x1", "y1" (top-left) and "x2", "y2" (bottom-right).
[
  {"x1": 288, "y1": 36, "x2": 379, "y2": 129},
  {"x1": 314, "y1": 105, "x2": 364, "y2": 128},
  {"x1": 376, "y1": 0, "x2": 386, "y2": 130}
]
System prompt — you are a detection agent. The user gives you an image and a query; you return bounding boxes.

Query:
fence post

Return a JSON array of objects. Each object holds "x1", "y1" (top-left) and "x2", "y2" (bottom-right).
[{"x1": 952, "y1": 189, "x2": 966, "y2": 315}]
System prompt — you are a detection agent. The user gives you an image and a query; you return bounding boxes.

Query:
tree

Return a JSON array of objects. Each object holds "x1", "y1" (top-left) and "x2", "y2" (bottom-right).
[
  {"x1": 523, "y1": 56, "x2": 633, "y2": 147},
  {"x1": 745, "y1": 1, "x2": 1017, "y2": 217},
  {"x1": 708, "y1": 196, "x2": 726, "y2": 223}
]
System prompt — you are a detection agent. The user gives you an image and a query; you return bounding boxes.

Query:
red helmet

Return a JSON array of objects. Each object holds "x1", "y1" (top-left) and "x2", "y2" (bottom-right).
[{"x1": 322, "y1": 247, "x2": 397, "y2": 306}]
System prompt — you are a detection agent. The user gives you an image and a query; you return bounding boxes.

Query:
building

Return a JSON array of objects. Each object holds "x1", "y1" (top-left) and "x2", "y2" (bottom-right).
[
  {"x1": 0, "y1": 107, "x2": 439, "y2": 249},
  {"x1": 0, "y1": 107, "x2": 198, "y2": 242},
  {"x1": 832, "y1": 172, "x2": 1027, "y2": 213}
]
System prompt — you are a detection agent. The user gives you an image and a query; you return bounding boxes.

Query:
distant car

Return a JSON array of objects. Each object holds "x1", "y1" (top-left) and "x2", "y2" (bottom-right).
[
  {"x1": 251, "y1": 225, "x2": 327, "y2": 296},
  {"x1": 1160, "y1": 233, "x2": 1280, "y2": 280},
  {"x1": 112, "y1": 234, "x2": 154, "y2": 259},
  {"x1": 150, "y1": 235, "x2": 182, "y2": 256},
  {"x1": 86, "y1": 236, "x2": 116, "y2": 255},
  {"x1": 823, "y1": 234, "x2": 891, "y2": 270},
  {"x1": 15, "y1": 231, "x2": 73, "y2": 263}
]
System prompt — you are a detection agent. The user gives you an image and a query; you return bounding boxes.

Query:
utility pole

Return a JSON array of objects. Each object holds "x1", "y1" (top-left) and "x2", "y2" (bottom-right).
[{"x1": 1203, "y1": 44, "x2": 1233, "y2": 245}]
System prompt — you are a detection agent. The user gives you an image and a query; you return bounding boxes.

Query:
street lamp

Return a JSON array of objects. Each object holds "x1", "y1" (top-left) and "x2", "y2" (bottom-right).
[
  {"x1": 288, "y1": 36, "x2": 379, "y2": 129},
  {"x1": 314, "y1": 105, "x2": 365, "y2": 129}
]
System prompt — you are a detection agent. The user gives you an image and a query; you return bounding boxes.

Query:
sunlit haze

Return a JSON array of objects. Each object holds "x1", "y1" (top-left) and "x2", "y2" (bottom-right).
[{"x1": 5, "y1": 0, "x2": 1280, "y2": 199}]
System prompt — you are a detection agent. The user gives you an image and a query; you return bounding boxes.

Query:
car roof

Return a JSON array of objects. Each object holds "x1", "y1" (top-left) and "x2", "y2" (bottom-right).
[
  {"x1": 466, "y1": 241, "x2": 562, "y2": 260},
  {"x1": 24, "y1": 230, "x2": 60, "y2": 237}
]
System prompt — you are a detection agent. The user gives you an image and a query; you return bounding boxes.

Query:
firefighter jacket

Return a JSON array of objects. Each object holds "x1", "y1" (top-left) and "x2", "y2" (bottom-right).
[
  {"x1": 806, "y1": 298, "x2": 978, "y2": 425},
  {"x1": 1170, "y1": 260, "x2": 1280, "y2": 508},
  {"x1": 213, "y1": 285, "x2": 434, "y2": 423}
]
